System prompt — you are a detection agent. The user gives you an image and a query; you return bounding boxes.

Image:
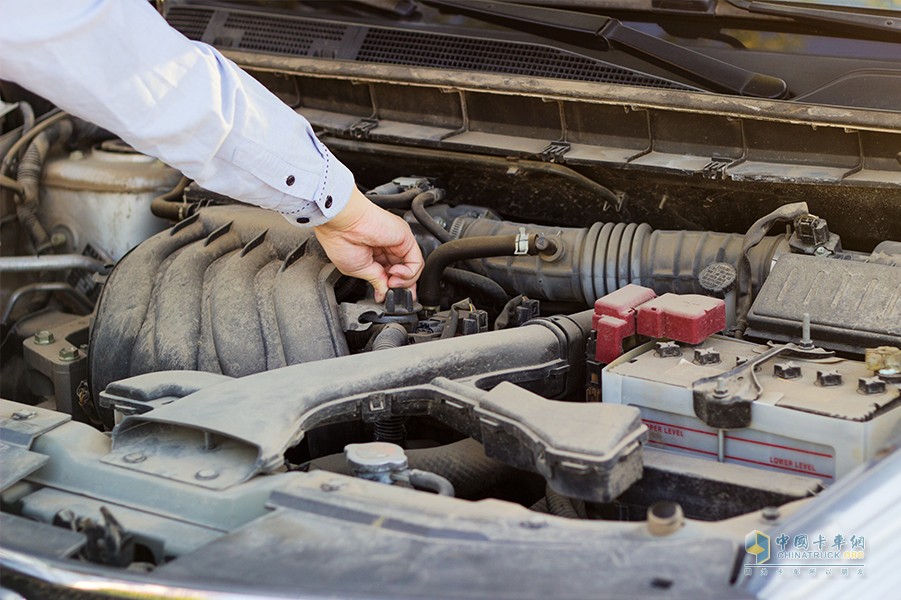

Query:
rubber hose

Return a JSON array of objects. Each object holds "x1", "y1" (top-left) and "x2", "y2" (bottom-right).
[
  {"x1": 309, "y1": 438, "x2": 517, "y2": 499},
  {"x1": 406, "y1": 469, "x2": 455, "y2": 497},
  {"x1": 150, "y1": 176, "x2": 191, "y2": 221},
  {"x1": 366, "y1": 187, "x2": 421, "y2": 209},
  {"x1": 370, "y1": 323, "x2": 409, "y2": 444},
  {"x1": 443, "y1": 267, "x2": 509, "y2": 308},
  {"x1": 419, "y1": 234, "x2": 541, "y2": 307},
  {"x1": 411, "y1": 190, "x2": 451, "y2": 243},
  {"x1": 545, "y1": 485, "x2": 587, "y2": 519},
  {"x1": 16, "y1": 120, "x2": 73, "y2": 252},
  {"x1": 735, "y1": 202, "x2": 809, "y2": 335},
  {"x1": 372, "y1": 323, "x2": 408, "y2": 351}
]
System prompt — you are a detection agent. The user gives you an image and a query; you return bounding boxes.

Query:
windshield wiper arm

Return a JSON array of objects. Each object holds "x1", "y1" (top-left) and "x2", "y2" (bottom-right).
[
  {"x1": 726, "y1": 0, "x2": 901, "y2": 36},
  {"x1": 425, "y1": 0, "x2": 788, "y2": 99}
]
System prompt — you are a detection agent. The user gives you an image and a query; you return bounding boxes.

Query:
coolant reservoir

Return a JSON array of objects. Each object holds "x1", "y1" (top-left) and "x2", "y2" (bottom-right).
[{"x1": 40, "y1": 140, "x2": 181, "y2": 261}]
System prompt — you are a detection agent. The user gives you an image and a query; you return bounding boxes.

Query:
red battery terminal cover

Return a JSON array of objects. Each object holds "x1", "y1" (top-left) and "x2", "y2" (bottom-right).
[
  {"x1": 593, "y1": 284, "x2": 726, "y2": 363},
  {"x1": 593, "y1": 284, "x2": 657, "y2": 364}
]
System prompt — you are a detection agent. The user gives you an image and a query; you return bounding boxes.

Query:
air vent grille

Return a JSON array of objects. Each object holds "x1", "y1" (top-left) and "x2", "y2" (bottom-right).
[
  {"x1": 165, "y1": 5, "x2": 693, "y2": 90},
  {"x1": 358, "y1": 28, "x2": 686, "y2": 88},
  {"x1": 223, "y1": 12, "x2": 345, "y2": 55},
  {"x1": 166, "y1": 5, "x2": 211, "y2": 41}
]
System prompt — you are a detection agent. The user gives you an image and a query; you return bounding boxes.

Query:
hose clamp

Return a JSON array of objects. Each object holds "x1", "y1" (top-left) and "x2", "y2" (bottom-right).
[{"x1": 514, "y1": 227, "x2": 530, "y2": 256}]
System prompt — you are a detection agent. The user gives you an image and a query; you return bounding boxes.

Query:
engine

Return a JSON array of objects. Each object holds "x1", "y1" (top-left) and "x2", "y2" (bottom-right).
[{"x1": 1, "y1": 117, "x2": 899, "y2": 575}]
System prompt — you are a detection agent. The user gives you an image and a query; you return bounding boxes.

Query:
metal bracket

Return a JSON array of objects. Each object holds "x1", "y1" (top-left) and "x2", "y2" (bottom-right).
[
  {"x1": 540, "y1": 141, "x2": 570, "y2": 163},
  {"x1": 692, "y1": 343, "x2": 807, "y2": 429},
  {"x1": 349, "y1": 118, "x2": 379, "y2": 139}
]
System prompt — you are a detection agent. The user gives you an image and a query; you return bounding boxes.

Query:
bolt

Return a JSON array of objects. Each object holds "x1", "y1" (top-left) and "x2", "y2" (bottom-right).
[
  {"x1": 33, "y1": 330, "x2": 55, "y2": 345},
  {"x1": 519, "y1": 517, "x2": 548, "y2": 530},
  {"x1": 12, "y1": 409, "x2": 36, "y2": 420},
  {"x1": 814, "y1": 246, "x2": 828, "y2": 256},
  {"x1": 321, "y1": 480, "x2": 347, "y2": 492},
  {"x1": 858, "y1": 377, "x2": 887, "y2": 395},
  {"x1": 761, "y1": 506, "x2": 781, "y2": 522},
  {"x1": 58, "y1": 346, "x2": 80, "y2": 362},
  {"x1": 799, "y1": 313, "x2": 814, "y2": 349},
  {"x1": 816, "y1": 369, "x2": 843, "y2": 387},
  {"x1": 195, "y1": 469, "x2": 219, "y2": 481},
  {"x1": 713, "y1": 378, "x2": 730, "y2": 398},
  {"x1": 647, "y1": 501, "x2": 684, "y2": 536},
  {"x1": 123, "y1": 452, "x2": 146, "y2": 464},
  {"x1": 774, "y1": 362, "x2": 802, "y2": 380},
  {"x1": 694, "y1": 348, "x2": 721, "y2": 365},
  {"x1": 50, "y1": 233, "x2": 68, "y2": 248},
  {"x1": 655, "y1": 341, "x2": 682, "y2": 358}
]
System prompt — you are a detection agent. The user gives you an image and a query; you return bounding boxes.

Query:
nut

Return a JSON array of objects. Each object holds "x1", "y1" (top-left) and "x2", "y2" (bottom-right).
[
  {"x1": 58, "y1": 346, "x2": 80, "y2": 362},
  {"x1": 858, "y1": 377, "x2": 886, "y2": 395},
  {"x1": 195, "y1": 469, "x2": 220, "y2": 481},
  {"x1": 33, "y1": 330, "x2": 55, "y2": 345},
  {"x1": 773, "y1": 362, "x2": 802, "y2": 380},
  {"x1": 693, "y1": 348, "x2": 721, "y2": 365},
  {"x1": 816, "y1": 370, "x2": 843, "y2": 387},
  {"x1": 655, "y1": 341, "x2": 682, "y2": 358},
  {"x1": 761, "y1": 506, "x2": 781, "y2": 522},
  {"x1": 123, "y1": 452, "x2": 146, "y2": 464}
]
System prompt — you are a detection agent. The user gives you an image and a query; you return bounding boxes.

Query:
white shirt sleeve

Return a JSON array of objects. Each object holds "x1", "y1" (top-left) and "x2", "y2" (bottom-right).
[{"x1": 0, "y1": 0, "x2": 354, "y2": 226}]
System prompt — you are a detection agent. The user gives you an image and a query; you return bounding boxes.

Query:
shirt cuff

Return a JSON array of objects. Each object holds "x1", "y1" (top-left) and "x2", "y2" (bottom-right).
[{"x1": 275, "y1": 144, "x2": 354, "y2": 227}]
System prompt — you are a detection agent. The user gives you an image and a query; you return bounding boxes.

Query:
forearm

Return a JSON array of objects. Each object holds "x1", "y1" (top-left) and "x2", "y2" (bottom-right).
[{"x1": 0, "y1": 0, "x2": 353, "y2": 225}]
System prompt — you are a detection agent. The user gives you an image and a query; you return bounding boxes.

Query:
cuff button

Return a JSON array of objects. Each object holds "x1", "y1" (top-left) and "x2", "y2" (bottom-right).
[
  {"x1": 296, "y1": 216, "x2": 309, "y2": 224},
  {"x1": 325, "y1": 195, "x2": 333, "y2": 209},
  {"x1": 286, "y1": 175, "x2": 295, "y2": 186}
]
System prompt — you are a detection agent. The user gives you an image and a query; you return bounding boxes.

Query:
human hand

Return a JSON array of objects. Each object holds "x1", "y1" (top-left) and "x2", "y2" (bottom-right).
[{"x1": 314, "y1": 187, "x2": 423, "y2": 302}]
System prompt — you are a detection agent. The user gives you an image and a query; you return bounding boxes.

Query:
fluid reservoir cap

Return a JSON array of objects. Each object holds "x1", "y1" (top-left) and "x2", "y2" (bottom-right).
[
  {"x1": 345, "y1": 442, "x2": 408, "y2": 475},
  {"x1": 699, "y1": 262, "x2": 737, "y2": 297}
]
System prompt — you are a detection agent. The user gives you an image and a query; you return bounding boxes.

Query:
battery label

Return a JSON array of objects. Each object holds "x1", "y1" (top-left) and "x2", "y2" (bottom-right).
[{"x1": 638, "y1": 407, "x2": 835, "y2": 480}]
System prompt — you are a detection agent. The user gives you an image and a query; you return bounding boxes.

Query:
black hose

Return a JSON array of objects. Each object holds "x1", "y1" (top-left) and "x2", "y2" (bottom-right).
[
  {"x1": 411, "y1": 190, "x2": 451, "y2": 243},
  {"x1": 309, "y1": 438, "x2": 516, "y2": 499},
  {"x1": 371, "y1": 323, "x2": 408, "y2": 351},
  {"x1": 419, "y1": 234, "x2": 542, "y2": 307},
  {"x1": 366, "y1": 187, "x2": 421, "y2": 209},
  {"x1": 545, "y1": 485, "x2": 587, "y2": 519},
  {"x1": 443, "y1": 267, "x2": 509, "y2": 308},
  {"x1": 735, "y1": 202, "x2": 809, "y2": 335},
  {"x1": 150, "y1": 176, "x2": 191, "y2": 221},
  {"x1": 370, "y1": 323, "x2": 409, "y2": 444}
]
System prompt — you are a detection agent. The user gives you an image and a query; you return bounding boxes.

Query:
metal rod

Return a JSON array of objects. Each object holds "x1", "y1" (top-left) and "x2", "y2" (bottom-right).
[
  {"x1": 1, "y1": 282, "x2": 93, "y2": 323},
  {"x1": 717, "y1": 429, "x2": 725, "y2": 463},
  {"x1": 0, "y1": 254, "x2": 109, "y2": 273}
]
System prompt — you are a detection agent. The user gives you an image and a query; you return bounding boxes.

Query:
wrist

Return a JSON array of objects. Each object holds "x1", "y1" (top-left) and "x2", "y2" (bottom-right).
[{"x1": 315, "y1": 187, "x2": 371, "y2": 233}]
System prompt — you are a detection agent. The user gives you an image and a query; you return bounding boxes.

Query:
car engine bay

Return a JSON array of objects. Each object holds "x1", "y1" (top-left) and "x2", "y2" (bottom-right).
[{"x1": 1, "y1": 2, "x2": 901, "y2": 598}]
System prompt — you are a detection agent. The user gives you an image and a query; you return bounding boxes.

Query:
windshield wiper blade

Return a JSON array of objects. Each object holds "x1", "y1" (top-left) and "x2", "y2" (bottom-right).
[
  {"x1": 426, "y1": 0, "x2": 788, "y2": 99},
  {"x1": 726, "y1": 0, "x2": 901, "y2": 36}
]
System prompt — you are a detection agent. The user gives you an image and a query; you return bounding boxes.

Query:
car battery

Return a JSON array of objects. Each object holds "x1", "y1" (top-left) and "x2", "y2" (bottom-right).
[{"x1": 602, "y1": 336, "x2": 901, "y2": 484}]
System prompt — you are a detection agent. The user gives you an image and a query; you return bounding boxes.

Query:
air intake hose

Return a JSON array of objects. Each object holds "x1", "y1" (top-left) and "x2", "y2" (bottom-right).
[{"x1": 447, "y1": 217, "x2": 785, "y2": 305}]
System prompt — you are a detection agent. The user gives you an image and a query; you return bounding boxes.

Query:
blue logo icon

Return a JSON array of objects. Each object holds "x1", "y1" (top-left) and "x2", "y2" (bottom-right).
[{"x1": 746, "y1": 530, "x2": 771, "y2": 564}]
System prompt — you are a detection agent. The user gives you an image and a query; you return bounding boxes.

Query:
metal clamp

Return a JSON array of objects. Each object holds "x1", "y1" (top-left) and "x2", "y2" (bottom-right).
[{"x1": 514, "y1": 227, "x2": 530, "y2": 256}]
